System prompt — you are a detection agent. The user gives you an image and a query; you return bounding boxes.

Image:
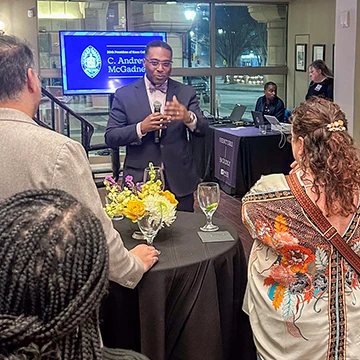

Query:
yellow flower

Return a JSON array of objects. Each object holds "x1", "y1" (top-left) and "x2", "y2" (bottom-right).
[
  {"x1": 160, "y1": 190, "x2": 179, "y2": 205},
  {"x1": 103, "y1": 162, "x2": 177, "y2": 226},
  {"x1": 124, "y1": 199, "x2": 146, "y2": 222},
  {"x1": 104, "y1": 202, "x2": 124, "y2": 218}
]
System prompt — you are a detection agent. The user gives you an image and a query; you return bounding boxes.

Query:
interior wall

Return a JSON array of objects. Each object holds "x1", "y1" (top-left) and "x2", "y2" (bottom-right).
[
  {"x1": 334, "y1": 0, "x2": 360, "y2": 142},
  {"x1": 287, "y1": 0, "x2": 336, "y2": 109},
  {"x1": 2, "y1": 0, "x2": 39, "y2": 71}
]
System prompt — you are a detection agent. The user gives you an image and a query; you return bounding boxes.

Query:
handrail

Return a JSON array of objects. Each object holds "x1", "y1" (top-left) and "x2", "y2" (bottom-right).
[
  {"x1": 37, "y1": 87, "x2": 94, "y2": 152},
  {"x1": 36, "y1": 88, "x2": 120, "y2": 183}
]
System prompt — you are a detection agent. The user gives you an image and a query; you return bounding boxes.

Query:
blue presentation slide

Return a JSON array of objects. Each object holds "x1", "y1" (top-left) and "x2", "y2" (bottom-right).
[{"x1": 60, "y1": 31, "x2": 166, "y2": 95}]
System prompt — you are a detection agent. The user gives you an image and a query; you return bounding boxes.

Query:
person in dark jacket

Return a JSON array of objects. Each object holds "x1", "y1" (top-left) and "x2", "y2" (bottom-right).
[
  {"x1": 306, "y1": 60, "x2": 334, "y2": 101},
  {"x1": 255, "y1": 81, "x2": 285, "y2": 122},
  {"x1": 105, "y1": 40, "x2": 207, "y2": 212}
]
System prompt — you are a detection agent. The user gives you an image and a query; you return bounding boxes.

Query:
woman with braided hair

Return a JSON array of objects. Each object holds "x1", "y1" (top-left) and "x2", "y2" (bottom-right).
[
  {"x1": 0, "y1": 189, "x2": 148, "y2": 360},
  {"x1": 242, "y1": 98, "x2": 360, "y2": 359}
]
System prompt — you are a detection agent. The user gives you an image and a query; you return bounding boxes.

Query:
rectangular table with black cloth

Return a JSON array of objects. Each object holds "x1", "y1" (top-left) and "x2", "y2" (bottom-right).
[
  {"x1": 100, "y1": 212, "x2": 256, "y2": 360},
  {"x1": 194, "y1": 125, "x2": 294, "y2": 196},
  {"x1": 192, "y1": 119, "x2": 215, "y2": 182}
]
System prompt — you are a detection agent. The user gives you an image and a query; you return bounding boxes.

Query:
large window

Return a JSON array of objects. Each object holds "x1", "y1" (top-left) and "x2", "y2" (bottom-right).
[
  {"x1": 214, "y1": 4, "x2": 287, "y2": 68},
  {"x1": 37, "y1": 1, "x2": 288, "y2": 117},
  {"x1": 38, "y1": 1, "x2": 126, "y2": 82},
  {"x1": 215, "y1": 75, "x2": 286, "y2": 119},
  {"x1": 37, "y1": 0, "x2": 126, "y2": 166},
  {"x1": 183, "y1": 75, "x2": 211, "y2": 113},
  {"x1": 130, "y1": 2, "x2": 210, "y2": 69}
]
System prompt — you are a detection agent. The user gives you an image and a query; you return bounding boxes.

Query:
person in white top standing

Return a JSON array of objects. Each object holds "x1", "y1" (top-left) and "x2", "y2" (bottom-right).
[{"x1": 105, "y1": 40, "x2": 208, "y2": 212}]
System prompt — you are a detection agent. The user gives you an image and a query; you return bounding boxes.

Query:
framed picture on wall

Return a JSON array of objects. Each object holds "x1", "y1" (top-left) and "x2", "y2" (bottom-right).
[
  {"x1": 312, "y1": 44, "x2": 326, "y2": 61},
  {"x1": 295, "y1": 44, "x2": 307, "y2": 71}
]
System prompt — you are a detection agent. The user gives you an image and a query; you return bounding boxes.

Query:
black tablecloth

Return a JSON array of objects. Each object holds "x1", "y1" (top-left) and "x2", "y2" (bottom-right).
[
  {"x1": 100, "y1": 212, "x2": 256, "y2": 360},
  {"x1": 219, "y1": 127, "x2": 293, "y2": 195},
  {"x1": 193, "y1": 124, "x2": 293, "y2": 196},
  {"x1": 193, "y1": 122, "x2": 214, "y2": 182}
]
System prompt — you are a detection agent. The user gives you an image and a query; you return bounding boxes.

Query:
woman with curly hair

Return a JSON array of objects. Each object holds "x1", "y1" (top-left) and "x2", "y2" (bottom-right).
[
  {"x1": 0, "y1": 189, "x2": 148, "y2": 360},
  {"x1": 242, "y1": 97, "x2": 360, "y2": 359}
]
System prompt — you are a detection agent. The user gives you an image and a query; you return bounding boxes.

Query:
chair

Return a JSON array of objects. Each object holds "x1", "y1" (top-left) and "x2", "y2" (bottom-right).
[{"x1": 284, "y1": 109, "x2": 292, "y2": 123}]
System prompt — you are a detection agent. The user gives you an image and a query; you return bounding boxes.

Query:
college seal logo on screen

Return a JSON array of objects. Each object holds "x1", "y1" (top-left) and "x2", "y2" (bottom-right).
[{"x1": 81, "y1": 45, "x2": 102, "y2": 78}]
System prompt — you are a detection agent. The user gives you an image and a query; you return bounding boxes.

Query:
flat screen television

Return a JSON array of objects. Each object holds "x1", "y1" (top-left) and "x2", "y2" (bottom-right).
[{"x1": 59, "y1": 31, "x2": 167, "y2": 95}]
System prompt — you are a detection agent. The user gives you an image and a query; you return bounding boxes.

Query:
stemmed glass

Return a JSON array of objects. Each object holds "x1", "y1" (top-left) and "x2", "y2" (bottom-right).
[
  {"x1": 133, "y1": 166, "x2": 165, "y2": 240},
  {"x1": 137, "y1": 208, "x2": 163, "y2": 254},
  {"x1": 197, "y1": 182, "x2": 220, "y2": 232},
  {"x1": 143, "y1": 166, "x2": 165, "y2": 190}
]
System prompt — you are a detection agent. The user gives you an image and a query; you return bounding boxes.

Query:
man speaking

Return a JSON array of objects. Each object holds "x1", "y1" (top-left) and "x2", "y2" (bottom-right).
[{"x1": 105, "y1": 40, "x2": 207, "y2": 212}]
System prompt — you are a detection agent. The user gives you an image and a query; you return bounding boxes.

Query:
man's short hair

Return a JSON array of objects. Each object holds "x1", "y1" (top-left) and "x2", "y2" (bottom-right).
[
  {"x1": 145, "y1": 40, "x2": 173, "y2": 57},
  {"x1": 0, "y1": 35, "x2": 35, "y2": 102},
  {"x1": 264, "y1": 81, "x2": 277, "y2": 90}
]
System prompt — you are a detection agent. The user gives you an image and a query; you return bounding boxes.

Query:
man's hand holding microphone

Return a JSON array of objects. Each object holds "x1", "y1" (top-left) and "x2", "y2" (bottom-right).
[
  {"x1": 140, "y1": 101, "x2": 171, "y2": 140},
  {"x1": 139, "y1": 95, "x2": 194, "y2": 141}
]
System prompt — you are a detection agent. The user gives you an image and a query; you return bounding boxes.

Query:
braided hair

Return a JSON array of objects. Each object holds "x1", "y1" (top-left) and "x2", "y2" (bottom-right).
[{"x1": 0, "y1": 189, "x2": 109, "y2": 359}]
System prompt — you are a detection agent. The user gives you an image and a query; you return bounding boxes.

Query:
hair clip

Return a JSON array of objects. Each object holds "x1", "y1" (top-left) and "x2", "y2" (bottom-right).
[{"x1": 327, "y1": 120, "x2": 346, "y2": 132}]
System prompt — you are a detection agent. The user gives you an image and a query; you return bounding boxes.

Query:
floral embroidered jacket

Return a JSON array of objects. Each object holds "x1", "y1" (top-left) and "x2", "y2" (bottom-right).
[{"x1": 242, "y1": 173, "x2": 360, "y2": 360}]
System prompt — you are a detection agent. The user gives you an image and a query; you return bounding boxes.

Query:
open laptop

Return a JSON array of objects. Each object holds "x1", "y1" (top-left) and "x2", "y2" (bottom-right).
[
  {"x1": 264, "y1": 115, "x2": 292, "y2": 134},
  {"x1": 224, "y1": 104, "x2": 247, "y2": 122},
  {"x1": 251, "y1": 111, "x2": 270, "y2": 128}
]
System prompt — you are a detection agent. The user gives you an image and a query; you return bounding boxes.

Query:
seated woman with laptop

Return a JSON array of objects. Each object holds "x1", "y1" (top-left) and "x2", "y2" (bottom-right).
[{"x1": 255, "y1": 81, "x2": 285, "y2": 122}]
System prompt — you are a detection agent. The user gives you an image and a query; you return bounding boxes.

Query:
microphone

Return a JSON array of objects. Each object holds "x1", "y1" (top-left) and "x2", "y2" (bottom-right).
[{"x1": 153, "y1": 101, "x2": 162, "y2": 143}]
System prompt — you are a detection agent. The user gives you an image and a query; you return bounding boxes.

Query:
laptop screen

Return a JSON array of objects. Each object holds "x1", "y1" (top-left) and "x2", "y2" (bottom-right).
[
  {"x1": 229, "y1": 104, "x2": 247, "y2": 122},
  {"x1": 264, "y1": 115, "x2": 280, "y2": 126},
  {"x1": 251, "y1": 111, "x2": 268, "y2": 127},
  {"x1": 264, "y1": 114, "x2": 292, "y2": 134}
]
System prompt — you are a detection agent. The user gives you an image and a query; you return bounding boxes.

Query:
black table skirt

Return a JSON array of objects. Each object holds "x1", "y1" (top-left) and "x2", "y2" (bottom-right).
[
  {"x1": 227, "y1": 131, "x2": 293, "y2": 195},
  {"x1": 100, "y1": 212, "x2": 256, "y2": 360},
  {"x1": 193, "y1": 124, "x2": 294, "y2": 196}
]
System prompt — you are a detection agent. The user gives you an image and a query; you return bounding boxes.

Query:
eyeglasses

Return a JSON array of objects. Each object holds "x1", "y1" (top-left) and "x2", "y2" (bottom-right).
[{"x1": 145, "y1": 58, "x2": 172, "y2": 68}]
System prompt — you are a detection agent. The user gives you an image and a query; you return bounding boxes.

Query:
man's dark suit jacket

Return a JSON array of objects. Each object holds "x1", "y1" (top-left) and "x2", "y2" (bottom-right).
[{"x1": 105, "y1": 78, "x2": 208, "y2": 198}]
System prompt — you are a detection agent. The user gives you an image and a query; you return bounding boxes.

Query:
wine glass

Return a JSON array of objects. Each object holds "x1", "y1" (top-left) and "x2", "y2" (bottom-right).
[
  {"x1": 137, "y1": 208, "x2": 163, "y2": 254},
  {"x1": 132, "y1": 166, "x2": 165, "y2": 240},
  {"x1": 197, "y1": 182, "x2": 220, "y2": 232},
  {"x1": 143, "y1": 166, "x2": 165, "y2": 190}
]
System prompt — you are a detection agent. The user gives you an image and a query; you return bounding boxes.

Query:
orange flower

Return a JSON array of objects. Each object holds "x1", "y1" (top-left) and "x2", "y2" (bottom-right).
[
  {"x1": 270, "y1": 264, "x2": 298, "y2": 287},
  {"x1": 160, "y1": 190, "x2": 179, "y2": 205},
  {"x1": 274, "y1": 232, "x2": 298, "y2": 247},
  {"x1": 255, "y1": 219, "x2": 273, "y2": 247},
  {"x1": 124, "y1": 199, "x2": 145, "y2": 222},
  {"x1": 274, "y1": 214, "x2": 288, "y2": 233},
  {"x1": 280, "y1": 244, "x2": 315, "y2": 273}
]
